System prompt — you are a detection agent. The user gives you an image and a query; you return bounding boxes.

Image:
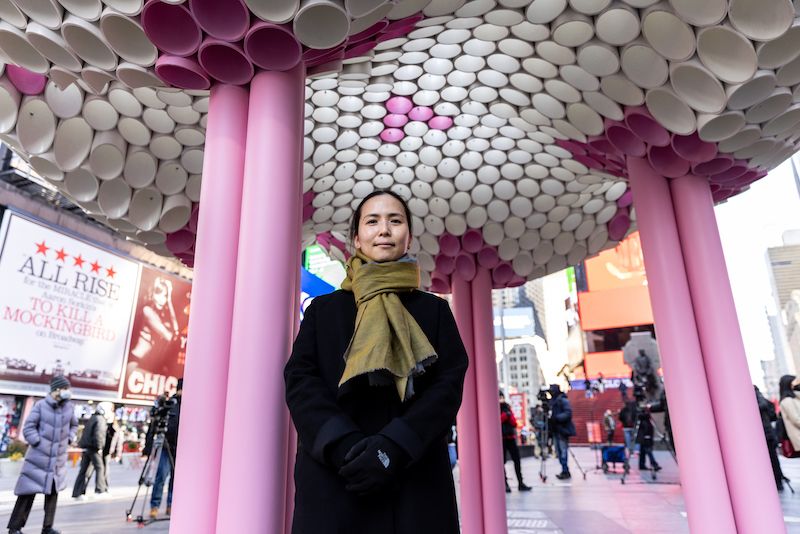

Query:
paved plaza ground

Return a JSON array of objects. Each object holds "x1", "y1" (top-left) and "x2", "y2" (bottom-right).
[{"x1": 0, "y1": 447, "x2": 799, "y2": 533}]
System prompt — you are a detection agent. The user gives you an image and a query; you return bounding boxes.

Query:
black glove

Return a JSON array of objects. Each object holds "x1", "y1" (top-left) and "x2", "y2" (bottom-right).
[
  {"x1": 326, "y1": 431, "x2": 365, "y2": 470},
  {"x1": 339, "y1": 435, "x2": 408, "y2": 496}
]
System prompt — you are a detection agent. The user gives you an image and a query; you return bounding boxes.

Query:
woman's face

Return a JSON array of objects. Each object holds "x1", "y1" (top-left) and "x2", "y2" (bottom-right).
[
  {"x1": 153, "y1": 282, "x2": 167, "y2": 309},
  {"x1": 354, "y1": 194, "x2": 411, "y2": 263}
]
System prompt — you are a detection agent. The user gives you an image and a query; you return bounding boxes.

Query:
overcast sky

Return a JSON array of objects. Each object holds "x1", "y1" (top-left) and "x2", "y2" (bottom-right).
[{"x1": 715, "y1": 156, "x2": 800, "y2": 386}]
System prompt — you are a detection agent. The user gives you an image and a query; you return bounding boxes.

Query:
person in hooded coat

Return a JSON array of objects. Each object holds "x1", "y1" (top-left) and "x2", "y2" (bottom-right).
[
  {"x1": 285, "y1": 190, "x2": 468, "y2": 534},
  {"x1": 8, "y1": 375, "x2": 78, "y2": 534}
]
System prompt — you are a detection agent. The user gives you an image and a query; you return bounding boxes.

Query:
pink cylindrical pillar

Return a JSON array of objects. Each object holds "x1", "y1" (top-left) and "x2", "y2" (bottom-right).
[
  {"x1": 170, "y1": 84, "x2": 249, "y2": 534},
  {"x1": 471, "y1": 268, "x2": 508, "y2": 534},
  {"x1": 627, "y1": 157, "x2": 736, "y2": 534},
  {"x1": 215, "y1": 65, "x2": 306, "y2": 534},
  {"x1": 285, "y1": 143, "x2": 305, "y2": 534},
  {"x1": 452, "y1": 274, "x2": 484, "y2": 534},
  {"x1": 671, "y1": 175, "x2": 786, "y2": 534}
]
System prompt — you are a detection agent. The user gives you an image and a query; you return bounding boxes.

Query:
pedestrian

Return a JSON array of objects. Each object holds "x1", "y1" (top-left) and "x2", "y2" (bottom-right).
[
  {"x1": 99, "y1": 402, "x2": 120, "y2": 490},
  {"x1": 619, "y1": 399, "x2": 637, "y2": 453},
  {"x1": 8, "y1": 375, "x2": 77, "y2": 534},
  {"x1": 284, "y1": 190, "x2": 469, "y2": 534},
  {"x1": 756, "y1": 385, "x2": 786, "y2": 491},
  {"x1": 780, "y1": 375, "x2": 800, "y2": 456},
  {"x1": 548, "y1": 384, "x2": 576, "y2": 480},
  {"x1": 500, "y1": 391, "x2": 531, "y2": 493},
  {"x1": 619, "y1": 381, "x2": 629, "y2": 401},
  {"x1": 72, "y1": 404, "x2": 108, "y2": 499},
  {"x1": 603, "y1": 409, "x2": 615, "y2": 444},
  {"x1": 635, "y1": 409, "x2": 661, "y2": 472}
]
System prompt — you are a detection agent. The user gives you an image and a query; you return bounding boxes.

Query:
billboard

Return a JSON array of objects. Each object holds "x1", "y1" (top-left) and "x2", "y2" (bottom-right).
[
  {"x1": 493, "y1": 307, "x2": 535, "y2": 338},
  {"x1": 585, "y1": 232, "x2": 647, "y2": 291},
  {"x1": 578, "y1": 232, "x2": 654, "y2": 331},
  {"x1": 121, "y1": 268, "x2": 191, "y2": 401},
  {"x1": 0, "y1": 211, "x2": 140, "y2": 398}
]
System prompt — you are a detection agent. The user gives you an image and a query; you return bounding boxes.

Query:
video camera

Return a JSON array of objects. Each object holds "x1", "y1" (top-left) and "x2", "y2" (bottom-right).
[
  {"x1": 537, "y1": 387, "x2": 551, "y2": 411},
  {"x1": 150, "y1": 394, "x2": 176, "y2": 433},
  {"x1": 632, "y1": 374, "x2": 648, "y2": 405}
]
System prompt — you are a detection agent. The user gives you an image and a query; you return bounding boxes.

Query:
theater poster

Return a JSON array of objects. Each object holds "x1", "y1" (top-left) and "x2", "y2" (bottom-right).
[
  {"x1": 0, "y1": 211, "x2": 140, "y2": 398},
  {"x1": 121, "y1": 267, "x2": 191, "y2": 402}
]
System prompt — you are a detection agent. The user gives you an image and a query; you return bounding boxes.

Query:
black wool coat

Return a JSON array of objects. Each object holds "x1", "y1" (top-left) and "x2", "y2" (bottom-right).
[{"x1": 284, "y1": 289, "x2": 468, "y2": 534}]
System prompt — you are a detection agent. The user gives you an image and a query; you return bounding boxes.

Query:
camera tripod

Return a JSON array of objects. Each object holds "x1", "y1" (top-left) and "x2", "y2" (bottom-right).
[
  {"x1": 621, "y1": 409, "x2": 677, "y2": 485},
  {"x1": 125, "y1": 430, "x2": 174, "y2": 526},
  {"x1": 537, "y1": 420, "x2": 586, "y2": 483}
]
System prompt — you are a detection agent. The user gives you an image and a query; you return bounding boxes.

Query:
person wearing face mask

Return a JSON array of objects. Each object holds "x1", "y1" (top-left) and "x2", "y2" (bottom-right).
[
  {"x1": 285, "y1": 190, "x2": 469, "y2": 534},
  {"x1": 8, "y1": 375, "x2": 78, "y2": 534}
]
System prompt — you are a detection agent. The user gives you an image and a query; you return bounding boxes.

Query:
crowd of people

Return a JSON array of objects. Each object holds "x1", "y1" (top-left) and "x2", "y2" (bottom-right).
[{"x1": 5, "y1": 375, "x2": 182, "y2": 534}]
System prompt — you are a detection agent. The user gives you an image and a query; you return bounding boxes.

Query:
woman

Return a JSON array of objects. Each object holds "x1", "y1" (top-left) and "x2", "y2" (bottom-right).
[
  {"x1": 130, "y1": 277, "x2": 180, "y2": 364},
  {"x1": 8, "y1": 375, "x2": 77, "y2": 534},
  {"x1": 780, "y1": 375, "x2": 800, "y2": 452},
  {"x1": 285, "y1": 191, "x2": 468, "y2": 534}
]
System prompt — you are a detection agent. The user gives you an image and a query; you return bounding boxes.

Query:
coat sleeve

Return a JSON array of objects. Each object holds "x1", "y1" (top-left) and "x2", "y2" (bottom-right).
[
  {"x1": 23, "y1": 402, "x2": 42, "y2": 447},
  {"x1": 782, "y1": 398, "x2": 800, "y2": 429},
  {"x1": 380, "y1": 298, "x2": 468, "y2": 463},
  {"x1": 554, "y1": 398, "x2": 572, "y2": 423},
  {"x1": 284, "y1": 298, "x2": 360, "y2": 464},
  {"x1": 69, "y1": 409, "x2": 78, "y2": 445}
]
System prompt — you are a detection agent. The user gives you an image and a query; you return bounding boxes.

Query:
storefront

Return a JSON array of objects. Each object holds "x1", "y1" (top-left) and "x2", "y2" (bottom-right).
[{"x1": 0, "y1": 207, "x2": 191, "y2": 456}]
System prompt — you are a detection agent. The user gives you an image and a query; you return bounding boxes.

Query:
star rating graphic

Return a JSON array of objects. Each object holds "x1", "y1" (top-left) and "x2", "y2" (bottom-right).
[{"x1": 33, "y1": 241, "x2": 117, "y2": 278}]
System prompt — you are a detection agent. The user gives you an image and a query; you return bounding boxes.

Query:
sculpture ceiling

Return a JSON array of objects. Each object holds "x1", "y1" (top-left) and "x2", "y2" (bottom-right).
[{"x1": 0, "y1": 0, "x2": 797, "y2": 291}]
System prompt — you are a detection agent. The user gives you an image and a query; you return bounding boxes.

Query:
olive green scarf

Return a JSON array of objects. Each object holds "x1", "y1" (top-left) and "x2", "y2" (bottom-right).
[{"x1": 339, "y1": 252, "x2": 437, "y2": 401}]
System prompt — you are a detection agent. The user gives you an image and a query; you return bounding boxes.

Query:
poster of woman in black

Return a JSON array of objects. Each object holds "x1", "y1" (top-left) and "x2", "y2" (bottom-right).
[{"x1": 123, "y1": 268, "x2": 191, "y2": 401}]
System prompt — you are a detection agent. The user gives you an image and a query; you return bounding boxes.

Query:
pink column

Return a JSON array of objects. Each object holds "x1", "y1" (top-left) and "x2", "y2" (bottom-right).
[
  {"x1": 627, "y1": 157, "x2": 736, "y2": 534},
  {"x1": 285, "y1": 169, "x2": 304, "y2": 534},
  {"x1": 215, "y1": 65, "x2": 306, "y2": 534},
  {"x1": 471, "y1": 268, "x2": 508, "y2": 534},
  {"x1": 170, "y1": 84, "x2": 249, "y2": 534},
  {"x1": 451, "y1": 275, "x2": 484, "y2": 534},
  {"x1": 671, "y1": 175, "x2": 786, "y2": 534}
]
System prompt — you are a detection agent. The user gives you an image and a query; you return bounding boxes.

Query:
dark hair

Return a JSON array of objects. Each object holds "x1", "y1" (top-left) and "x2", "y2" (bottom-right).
[
  {"x1": 780, "y1": 375, "x2": 796, "y2": 400},
  {"x1": 348, "y1": 189, "x2": 414, "y2": 247}
]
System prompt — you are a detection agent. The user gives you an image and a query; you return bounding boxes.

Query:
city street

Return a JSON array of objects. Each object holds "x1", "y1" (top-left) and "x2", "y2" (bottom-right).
[{"x1": 2, "y1": 447, "x2": 800, "y2": 533}]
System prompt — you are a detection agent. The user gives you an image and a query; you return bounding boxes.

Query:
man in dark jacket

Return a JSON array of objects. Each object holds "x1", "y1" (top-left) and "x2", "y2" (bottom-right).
[
  {"x1": 72, "y1": 405, "x2": 108, "y2": 498},
  {"x1": 619, "y1": 400, "x2": 638, "y2": 453},
  {"x1": 499, "y1": 391, "x2": 531, "y2": 492},
  {"x1": 548, "y1": 384, "x2": 575, "y2": 480},
  {"x1": 143, "y1": 380, "x2": 182, "y2": 519},
  {"x1": 756, "y1": 385, "x2": 786, "y2": 490},
  {"x1": 635, "y1": 409, "x2": 661, "y2": 472}
]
